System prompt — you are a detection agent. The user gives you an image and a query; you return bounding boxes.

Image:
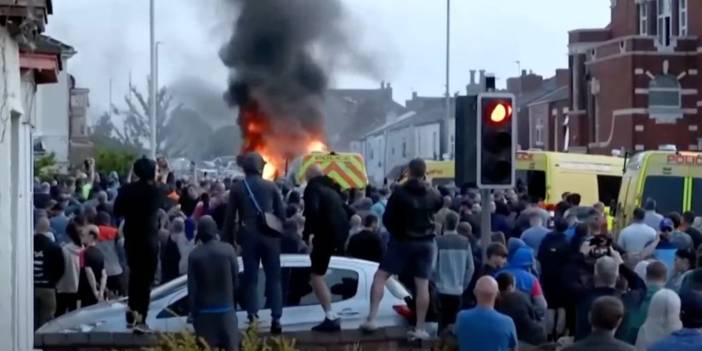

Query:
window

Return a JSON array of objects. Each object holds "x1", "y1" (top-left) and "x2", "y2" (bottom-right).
[
  {"x1": 534, "y1": 124, "x2": 544, "y2": 146},
  {"x1": 432, "y1": 131, "x2": 438, "y2": 160},
  {"x1": 639, "y1": 2, "x2": 648, "y2": 35},
  {"x1": 515, "y1": 170, "x2": 546, "y2": 201},
  {"x1": 642, "y1": 176, "x2": 684, "y2": 215},
  {"x1": 657, "y1": 0, "x2": 672, "y2": 46},
  {"x1": 283, "y1": 267, "x2": 358, "y2": 307},
  {"x1": 402, "y1": 141, "x2": 407, "y2": 158},
  {"x1": 679, "y1": 0, "x2": 688, "y2": 36},
  {"x1": 596, "y1": 175, "x2": 622, "y2": 207},
  {"x1": 690, "y1": 178, "x2": 702, "y2": 214},
  {"x1": 649, "y1": 75, "x2": 682, "y2": 118}
]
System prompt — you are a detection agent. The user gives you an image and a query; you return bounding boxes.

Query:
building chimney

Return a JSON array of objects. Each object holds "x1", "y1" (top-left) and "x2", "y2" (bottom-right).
[
  {"x1": 470, "y1": 70, "x2": 476, "y2": 84},
  {"x1": 479, "y1": 70, "x2": 486, "y2": 86},
  {"x1": 380, "y1": 81, "x2": 385, "y2": 89},
  {"x1": 521, "y1": 69, "x2": 527, "y2": 77},
  {"x1": 412, "y1": 91, "x2": 418, "y2": 99}
]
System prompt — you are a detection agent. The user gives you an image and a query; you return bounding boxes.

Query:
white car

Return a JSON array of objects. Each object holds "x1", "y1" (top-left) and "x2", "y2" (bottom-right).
[{"x1": 37, "y1": 255, "x2": 411, "y2": 334}]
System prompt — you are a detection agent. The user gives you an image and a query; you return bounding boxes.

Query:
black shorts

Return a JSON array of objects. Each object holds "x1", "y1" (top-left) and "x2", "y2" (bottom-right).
[{"x1": 310, "y1": 242, "x2": 335, "y2": 276}]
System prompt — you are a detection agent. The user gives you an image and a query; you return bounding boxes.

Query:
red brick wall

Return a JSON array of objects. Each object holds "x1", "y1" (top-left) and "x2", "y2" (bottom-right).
[{"x1": 610, "y1": 0, "x2": 638, "y2": 38}]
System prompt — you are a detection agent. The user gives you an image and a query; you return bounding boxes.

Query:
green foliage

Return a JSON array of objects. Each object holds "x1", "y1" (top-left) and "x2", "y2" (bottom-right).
[
  {"x1": 149, "y1": 322, "x2": 299, "y2": 351},
  {"x1": 34, "y1": 152, "x2": 59, "y2": 181},
  {"x1": 94, "y1": 148, "x2": 137, "y2": 177}
]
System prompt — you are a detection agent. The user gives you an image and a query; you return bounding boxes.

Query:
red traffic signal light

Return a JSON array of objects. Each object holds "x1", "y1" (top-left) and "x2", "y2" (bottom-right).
[{"x1": 484, "y1": 100, "x2": 513, "y2": 124}]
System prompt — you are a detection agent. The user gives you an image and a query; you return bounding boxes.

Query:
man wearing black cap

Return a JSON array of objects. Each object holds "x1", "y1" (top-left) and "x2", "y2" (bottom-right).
[
  {"x1": 188, "y1": 216, "x2": 239, "y2": 351},
  {"x1": 114, "y1": 157, "x2": 164, "y2": 333},
  {"x1": 649, "y1": 290, "x2": 702, "y2": 351},
  {"x1": 223, "y1": 152, "x2": 285, "y2": 334}
]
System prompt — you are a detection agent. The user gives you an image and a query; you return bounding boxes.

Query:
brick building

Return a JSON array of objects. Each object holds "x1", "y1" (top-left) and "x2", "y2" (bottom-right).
[{"x1": 567, "y1": 0, "x2": 702, "y2": 154}]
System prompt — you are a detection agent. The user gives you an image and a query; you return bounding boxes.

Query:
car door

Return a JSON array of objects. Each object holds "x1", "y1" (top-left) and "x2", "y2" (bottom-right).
[{"x1": 279, "y1": 259, "x2": 363, "y2": 331}]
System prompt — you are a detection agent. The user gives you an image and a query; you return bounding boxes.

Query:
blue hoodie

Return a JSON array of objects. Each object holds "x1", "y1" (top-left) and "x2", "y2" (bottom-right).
[{"x1": 497, "y1": 245, "x2": 542, "y2": 298}]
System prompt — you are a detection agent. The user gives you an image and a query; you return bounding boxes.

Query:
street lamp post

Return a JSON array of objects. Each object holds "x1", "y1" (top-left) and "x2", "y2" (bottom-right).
[
  {"x1": 149, "y1": 0, "x2": 157, "y2": 159},
  {"x1": 444, "y1": 0, "x2": 451, "y2": 160}
]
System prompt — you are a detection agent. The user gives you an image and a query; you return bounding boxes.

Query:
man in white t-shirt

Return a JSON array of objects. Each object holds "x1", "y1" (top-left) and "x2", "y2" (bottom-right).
[{"x1": 618, "y1": 208, "x2": 657, "y2": 265}]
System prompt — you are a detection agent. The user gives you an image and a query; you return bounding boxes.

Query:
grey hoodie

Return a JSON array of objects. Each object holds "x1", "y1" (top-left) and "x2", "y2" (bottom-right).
[{"x1": 56, "y1": 243, "x2": 83, "y2": 293}]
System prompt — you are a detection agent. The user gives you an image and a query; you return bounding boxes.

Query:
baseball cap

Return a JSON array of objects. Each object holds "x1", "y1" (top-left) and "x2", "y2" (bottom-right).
[
  {"x1": 659, "y1": 218, "x2": 674, "y2": 232},
  {"x1": 680, "y1": 290, "x2": 702, "y2": 329}
]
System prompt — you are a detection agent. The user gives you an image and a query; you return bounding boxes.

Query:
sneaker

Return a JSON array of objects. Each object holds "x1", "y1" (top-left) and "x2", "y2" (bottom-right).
[
  {"x1": 312, "y1": 318, "x2": 341, "y2": 333},
  {"x1": 407, "y1": 328, "x2": 431, "y2": 341},
  {"x1": 359, "y1": 320, "x2": 378, "y2": 334},
  {"x1": 133, "y1": 323, "x2": 153, "y2": 335},
  {"x1": 125, "y1": 310, "x2": 136, "y2": 329},
  {"x1": 270, "y1": 320, "x2": 282, "y2": 335}
]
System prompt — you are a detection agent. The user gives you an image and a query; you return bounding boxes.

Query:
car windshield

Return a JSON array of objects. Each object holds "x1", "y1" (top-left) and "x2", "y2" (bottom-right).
[{"x1": 150, "y1": 277, "x2": 186, "y2": 302}]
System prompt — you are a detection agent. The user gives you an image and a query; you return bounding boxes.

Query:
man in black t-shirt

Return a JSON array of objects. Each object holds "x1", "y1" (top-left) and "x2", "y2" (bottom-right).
[
  {"x1": 347, "y1": 214, "x2": 384, "y2": 263},
  {"x1": 79, "y1": 225, "x2": 106, "y2": 308}
]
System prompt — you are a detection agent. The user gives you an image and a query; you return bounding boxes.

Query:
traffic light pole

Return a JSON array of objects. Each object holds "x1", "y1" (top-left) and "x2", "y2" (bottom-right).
[{"x1": 480, "y1": 189, "x2": 492, "y2": 261}]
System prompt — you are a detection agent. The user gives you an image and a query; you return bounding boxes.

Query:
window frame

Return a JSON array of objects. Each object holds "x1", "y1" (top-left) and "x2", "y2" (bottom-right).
[
  {"x1": 679, "y1": 0, "x2": 688, "y2": 37},
  {"x1": 639, "y1": 2, "x2": 648, "y2": 35},
  {"x1": 648, "y1": 74, "x2": 682, "y2": 120},
  {"x1": 657, "y1": 0, "x2": 673, "y2": 46}
]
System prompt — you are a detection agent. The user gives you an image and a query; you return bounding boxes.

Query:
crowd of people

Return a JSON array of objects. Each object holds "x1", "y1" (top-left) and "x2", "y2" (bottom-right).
[{"x1": 31, "y1": 155, "x2": 702, "y2": 351}]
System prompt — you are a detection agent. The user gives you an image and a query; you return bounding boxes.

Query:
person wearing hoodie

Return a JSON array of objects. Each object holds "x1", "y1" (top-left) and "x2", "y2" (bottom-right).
[
  {"x1": 303, "y1": 164, "x2": 350, "y2": 333},
  {"x1": 495, "y1": 272, "x2": 547, "y2": 346},
  {"x1": 617, "y1": 260, "x2": 668, "y2": 344},
  {"x1": 188, "y1": 216, "x2": 239, "y2": 351},
  {"x1": 635, "y1": 289, "x2": 683, "y2": 351},
  {"x1": 433, "y1": 211, "x2": 474, "y2": 333},
  {"x1": 114, "y1": 157, "x2": 164, "y2": 332},
  {"x1": 222, "y1": 152, "x2": 285, "y2": 335},
  {"x1": 161, "y1": 218, "x2": 192, "y2": 284},
  {"x1": 56, "y1": 220, "x2": 84, "y2": 316},
  {"x1": 34, "y1": 217, "x2": 65, "y2": 329},
  {"x1": 360, "y1": 159, "x2": 442, "y2": 341},
  {"x1": 496, "y1": 239, "x2": 547, "y2": 321}
]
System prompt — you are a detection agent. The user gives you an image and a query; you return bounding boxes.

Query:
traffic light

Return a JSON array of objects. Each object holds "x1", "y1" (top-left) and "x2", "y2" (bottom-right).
[{"x1": 477, "y1": 93, "x2": 515, "y2": 189}]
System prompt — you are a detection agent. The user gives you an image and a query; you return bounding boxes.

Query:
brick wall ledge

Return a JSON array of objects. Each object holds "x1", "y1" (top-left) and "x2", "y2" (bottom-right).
[{"x1": 35, "y1": 327, "x2": 452, "y2": 351}]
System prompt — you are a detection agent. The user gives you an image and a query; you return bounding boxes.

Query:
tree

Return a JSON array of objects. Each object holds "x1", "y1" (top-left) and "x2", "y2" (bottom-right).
[
  {"x1": 113, "y1": 77, "x2": 182, "y2": 155},
  {"x1": 94, "y1": 148, "x2": 137, "y2": 178},
  {"x1": 34, "y1": 152, "x2": 59, "y2": 181}
]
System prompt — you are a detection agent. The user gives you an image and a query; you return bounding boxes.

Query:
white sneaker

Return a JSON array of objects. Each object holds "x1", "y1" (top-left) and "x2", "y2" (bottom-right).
[
  {"x1": 359, "y1": 320, "x2": 378, "y2": 333},
  {"x1": 407, "y1": 328, "x2": 431, "y2": 341}
]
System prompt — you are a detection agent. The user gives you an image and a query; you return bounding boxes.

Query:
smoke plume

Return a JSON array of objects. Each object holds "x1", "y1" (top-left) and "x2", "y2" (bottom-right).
[{"x1": 219, "y1": 0, "x2": 374, "y2": 168}]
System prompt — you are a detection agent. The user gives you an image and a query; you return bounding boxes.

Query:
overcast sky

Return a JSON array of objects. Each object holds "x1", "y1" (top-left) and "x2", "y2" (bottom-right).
[{"x1": 46, "y1": 0, "x2": 611, "y2": 123}]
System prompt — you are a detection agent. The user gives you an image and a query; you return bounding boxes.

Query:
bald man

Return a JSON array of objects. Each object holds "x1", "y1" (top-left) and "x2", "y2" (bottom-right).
[
  {"x1": 302, "y1": 163, "x2": 350, "y2": 332},
  {"x1": 455, "y1": 276, "x2": 518, "y2": 351}
]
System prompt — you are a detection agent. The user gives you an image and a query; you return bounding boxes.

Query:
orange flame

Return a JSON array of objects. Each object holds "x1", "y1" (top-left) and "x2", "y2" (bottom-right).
[{"x1": 240, "y1": 103, "x2": 327, "y2": 180}]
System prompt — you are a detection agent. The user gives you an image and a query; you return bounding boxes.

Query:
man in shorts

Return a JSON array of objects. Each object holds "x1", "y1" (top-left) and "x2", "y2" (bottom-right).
[
  {"x1": 360, "y1": 158, "x2": 442, "y2": 340},
  {"x1": 303, "y1": 165, "x2": 350, "y2": 332}
]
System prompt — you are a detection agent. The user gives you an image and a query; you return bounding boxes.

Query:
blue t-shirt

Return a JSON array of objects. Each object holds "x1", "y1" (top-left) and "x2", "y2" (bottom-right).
[
  {"x1": 455, "y1": 307, "x2": 518, "y2": 351},
  {"x1": 649, "y1": 329, "x2": 702, "y2": 351}
]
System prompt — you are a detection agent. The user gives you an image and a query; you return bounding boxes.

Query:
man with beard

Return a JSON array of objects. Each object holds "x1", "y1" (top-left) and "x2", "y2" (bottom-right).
[
  {"x1": 303, "y1": 164, "x2": 350, "y2": 332},
  {"x1": 114, "y1": 157, "x2": 164, "y2": 333}
]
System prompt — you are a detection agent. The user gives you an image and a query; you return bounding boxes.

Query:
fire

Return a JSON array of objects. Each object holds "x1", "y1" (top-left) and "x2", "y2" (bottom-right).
[{"x1": 239, "y1": 102, "x2": 327, "y2": 180}]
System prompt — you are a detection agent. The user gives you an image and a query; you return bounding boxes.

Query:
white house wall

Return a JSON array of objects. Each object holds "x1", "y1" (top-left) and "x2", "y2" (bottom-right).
[
  {"x1": 414, "y1": 123, "x2": 441, "y2": 160},
  {"x1": 0, "y1": 26, "x2": 34, "y2": 351},
  {"x1": 36, "y1": 60, "x2": 70, "y2": 164},
  {"x1": 364, "y1": 134, "x2": 385, "y2": 184},
  {"x1": 386, "y1": 126, "x2": 414, "y2": 172}
]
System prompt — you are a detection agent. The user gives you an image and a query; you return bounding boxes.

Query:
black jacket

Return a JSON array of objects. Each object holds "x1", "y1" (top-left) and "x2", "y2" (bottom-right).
[
  {"x1": 347, "y1": 230, "x2": 385, "y2": 263},
  {"x1": 223, "y1": 175, "x2": 285, "y2": 245},
  {"x1": 496, "y1": 290, "x2": 547, "y2": 345},
  {"x1": 34, "y1": 234, "x2": 65, "y2": 289},
  {"x1": 384, "y1": 179, "x2": 442, "y2": 240},
  {"x1": 537, "y1": 231, "x2": 571, "y2": 308},
  {"x1": 114, "y1": 180, "x2": 164, "y2": 248},
  {"x1": 302, "y1": 176, "x2": 350, "y2": 250}
]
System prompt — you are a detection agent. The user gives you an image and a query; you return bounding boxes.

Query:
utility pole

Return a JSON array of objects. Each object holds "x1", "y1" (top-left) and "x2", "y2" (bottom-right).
[
  {"x1": 444, "y1": 0, "x2": 451, "y2": 160},
  {"x1": 108, "y1": 78, "x2": 112, "y2": 120},
  {"x1": 149, "y1": 0, "x2": 157, "y2": 159}
]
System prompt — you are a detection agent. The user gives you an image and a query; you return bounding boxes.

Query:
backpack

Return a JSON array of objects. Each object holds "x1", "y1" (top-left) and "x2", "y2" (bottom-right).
[{"x1": 538, "y1": 234, "x2": 570, "y2": 275}]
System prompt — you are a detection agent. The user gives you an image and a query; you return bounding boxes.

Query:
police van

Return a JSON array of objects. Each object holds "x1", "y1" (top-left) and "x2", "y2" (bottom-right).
[
  {"x1": 288, "y1": 151, "x2": 369, "y2": 190},
  {"x1": 615, "y1": 150, "x2": 702, "y2": 230}
]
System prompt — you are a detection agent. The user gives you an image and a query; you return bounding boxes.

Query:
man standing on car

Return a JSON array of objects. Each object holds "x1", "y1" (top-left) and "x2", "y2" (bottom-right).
[
  {"x1": 189, "y1": 216, "x2": 239, "y2": 351},
  {"x1": 223, "y1": 152, "x2": 285, "y2": 334},
  {"x1": 360, "y1": 158, "x2": 442, "y2": 341},
  {"x1": 303, "y1": 164, "x2": 350, "y2": 332},
  {"x1": 114, "y1": 157, "x2": 164, "y2": 333}
]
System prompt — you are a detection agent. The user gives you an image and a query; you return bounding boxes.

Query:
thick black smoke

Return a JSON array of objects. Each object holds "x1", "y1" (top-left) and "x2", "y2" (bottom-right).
[{"x1": 219, "y1": 0, "x2": 359, "y2": 135}]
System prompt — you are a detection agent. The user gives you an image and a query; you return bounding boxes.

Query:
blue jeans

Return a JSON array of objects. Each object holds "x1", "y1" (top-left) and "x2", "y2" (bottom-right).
[{"x1": 240, "y1": 233, "x2": 282, "y2": 320}]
